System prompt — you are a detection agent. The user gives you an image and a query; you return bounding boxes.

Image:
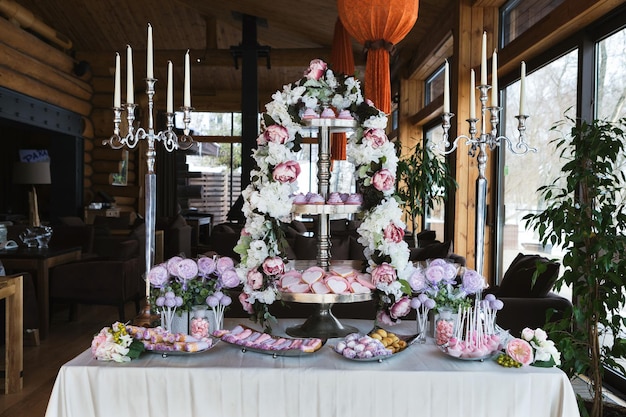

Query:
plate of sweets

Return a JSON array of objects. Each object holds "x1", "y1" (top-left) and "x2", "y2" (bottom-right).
[
  {"x1": 126, "y1": 325, "x2": 217, "y2": 357},
  {"x1": 436, "y1": 305, "x2": 506, "y2": 362},
  {"x1": 214, "y1": 325, "x2": 325, "y2": 357},
  {"x1": 332, "y1": 328, "x2": 418, "y2": 362}
]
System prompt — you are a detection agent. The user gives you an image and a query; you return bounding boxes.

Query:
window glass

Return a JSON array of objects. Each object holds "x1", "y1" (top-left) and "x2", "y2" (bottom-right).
[
  {"x1": 175, "y1": 112, "x2": 242, "y2": 136},
  {"x1": 425, "y1": 64, "x2": 445, "y2": 106},
  {"x1": 596, "y1": 28, "x2": 626, "y2": 121},
  {"x1": 595, "y1": 26, "x2": 626, "y2": 383},
  {"x1": 501, "y1": 0, "x2": 566, "y2": 46},
  {"x1": 500, "y1": 50, "x2": 578, "y2": 300},
  {"x1": 424, "y1": 125, "x2": 447, "y2": 240},
  {"x1": 176, "y1": 112, "x2": 242, "y2": 223}
]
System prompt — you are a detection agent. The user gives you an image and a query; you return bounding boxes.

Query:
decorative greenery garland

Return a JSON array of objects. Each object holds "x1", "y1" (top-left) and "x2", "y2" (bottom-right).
[{"x1": 235, "y1": 59, "x2": 413, "y2": 330}]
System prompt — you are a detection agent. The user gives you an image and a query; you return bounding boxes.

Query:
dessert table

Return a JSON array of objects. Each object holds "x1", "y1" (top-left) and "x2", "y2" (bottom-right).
[{"x1": 45, "y1": 319, "x2": 580, "y2": 417}]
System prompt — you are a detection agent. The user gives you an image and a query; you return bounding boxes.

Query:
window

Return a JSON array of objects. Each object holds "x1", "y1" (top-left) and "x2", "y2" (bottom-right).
[
  {"x1": 499, "y1": 50, "x2": 578, "y2": 296},
  {"x1": 175, "y1": 112, "x2": 242, "y2": 223},
  {"x1": 424, "y1": 123, "x2": 448, "y2": 240},
  {"x1": 425, "y1": 64, "x2": 446, "y2": 106},
  {"x1": 501, "y1": 0, "x2": 566, "y2": 46},
  {"x1": 496, "y1": 8, "x2": 626, "y2": 391},
  {"x1": 594, "y1": 25, "x2": 626, "y2": 389},
  {"x1": 595, "y1": 29, "x2": 626, "y2": 121}
]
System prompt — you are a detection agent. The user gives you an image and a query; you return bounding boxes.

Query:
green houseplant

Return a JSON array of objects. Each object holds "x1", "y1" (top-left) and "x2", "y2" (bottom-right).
[
  {"x1": 397, "y1": 141, "x2": 456, "y2": 247},
  {"x1": 524, "y1": 115, "x2": 626, "y2": 417}
]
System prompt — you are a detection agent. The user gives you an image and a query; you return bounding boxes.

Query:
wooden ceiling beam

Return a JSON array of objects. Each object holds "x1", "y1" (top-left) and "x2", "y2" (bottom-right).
[{"x1": 77, "y1": 48, "x2": 366, "y2": 74}]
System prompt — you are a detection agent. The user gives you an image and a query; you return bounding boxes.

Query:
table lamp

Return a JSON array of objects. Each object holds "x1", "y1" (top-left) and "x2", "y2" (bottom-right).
[{"x1": 12, "y1": 162, "x2": 51, "y2": 227}]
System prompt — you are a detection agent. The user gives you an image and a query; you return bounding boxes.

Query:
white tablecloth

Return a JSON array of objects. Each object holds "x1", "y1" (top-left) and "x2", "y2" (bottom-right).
[{"x1": 45, "y1": 319, "x2": 580, "y2": 417}]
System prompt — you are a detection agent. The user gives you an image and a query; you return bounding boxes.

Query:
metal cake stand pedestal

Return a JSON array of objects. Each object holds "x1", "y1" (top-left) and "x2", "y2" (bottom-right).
[{"x1": 279, "y1": 292, "x2": 372, "y2": 339}]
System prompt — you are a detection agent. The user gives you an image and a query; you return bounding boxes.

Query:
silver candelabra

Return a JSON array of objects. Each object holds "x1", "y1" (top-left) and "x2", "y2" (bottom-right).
[
  {"x1": 433, "y1": 82, "x2": 536, "y2": 276},
  {"x1": 103, "y1": 40, "x2": 194, "y2": 325}
]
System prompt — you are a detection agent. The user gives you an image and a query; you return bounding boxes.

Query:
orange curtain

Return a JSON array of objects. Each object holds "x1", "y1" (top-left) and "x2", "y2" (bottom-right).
[
  {"x1": 337, "y1": 0, "x2": 419, "y2": 114},
  {"x1": 330, "y1": 18, "x2": 354, "y2": 162}
]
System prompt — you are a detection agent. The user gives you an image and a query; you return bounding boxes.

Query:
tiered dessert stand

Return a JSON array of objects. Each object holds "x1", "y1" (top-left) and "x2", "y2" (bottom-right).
[{"x1": 281, "y1": 118, "x2": 372, "y2": 339}]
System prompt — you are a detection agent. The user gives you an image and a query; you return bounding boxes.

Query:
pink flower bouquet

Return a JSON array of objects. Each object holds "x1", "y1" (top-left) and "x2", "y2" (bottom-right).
[{"x1": 91, "y1": 322, "x2": 144, "y2": 362}]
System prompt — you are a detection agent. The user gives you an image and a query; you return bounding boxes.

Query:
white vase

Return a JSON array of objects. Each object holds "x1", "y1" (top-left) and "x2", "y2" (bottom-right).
[{"x1": 170, "y1": 311, "x2": 190, "y2": 335}]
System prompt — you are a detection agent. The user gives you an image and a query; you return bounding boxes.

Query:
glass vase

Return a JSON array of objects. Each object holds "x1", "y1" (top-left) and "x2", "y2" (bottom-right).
[
  {"x1": 190, "y1": 306, "x2": 210, "y2": 339},
  {"x1": 435, "y1": 307, "x2": 455, "y2": 346}
]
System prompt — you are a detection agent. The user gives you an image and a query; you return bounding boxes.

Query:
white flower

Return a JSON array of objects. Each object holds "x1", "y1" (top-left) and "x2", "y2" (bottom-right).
[
  {"x1": 247, "y1": 239, "x2": 269, "y2": 266},
  {"x1": 534, "y1": 328, "x2": 548, "y2": 342},
  {"x1": 363, "y1": 114, "x2": 388, "y2": 130},
  {"x1": 245, "y1": 214, "x2": 270, "y2": 239},
  {"x1": 521, "y1": 327, "x2": 535, "y2": 341}
]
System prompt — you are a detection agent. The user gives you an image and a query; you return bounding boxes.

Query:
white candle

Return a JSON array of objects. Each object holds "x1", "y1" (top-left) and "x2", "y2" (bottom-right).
[
  {"x1": 520, "y1": 61, "x2": 526, "y2": 115},
  {"x1": 480, "y1": 31, "x2": 487, "y2": 86},
  {"x1": 470, "y1": 69, "x2": 476, "y2": 119},
  {"x1": 114, "y1": 52, "x2": 121, "y2": 108},
  {"x1": 491, "y1": 49, "x2": 498, "y2": 107},
  {"x1": 126, "y1": 45, "x2": 134, "y2": 104},
  {"x1": 167, "y1": 60, "x2": 173, "y2": 113},
  {"x1": 184, "y1": 50, "x2": 191, "y2": 107},
  {"x1": 443, "y1": 60, "x2": 450, "y2": 113},
  {"x1": 147, "y1": 23, "x2": 154, "y2": 79}
]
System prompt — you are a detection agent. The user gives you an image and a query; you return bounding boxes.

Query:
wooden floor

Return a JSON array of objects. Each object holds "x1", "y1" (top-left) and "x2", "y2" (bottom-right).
[
  {"x1": 0, "y1": 303, "x2": 135, "y2": 417},
  {"x1": 1, "y1": 303, "x2": 625, "y2": 417}
]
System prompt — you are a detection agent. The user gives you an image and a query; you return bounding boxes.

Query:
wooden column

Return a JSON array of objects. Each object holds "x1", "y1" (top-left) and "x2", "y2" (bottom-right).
[{"x1": 450, "y1": 0, "x2": 499, "y2": 276}]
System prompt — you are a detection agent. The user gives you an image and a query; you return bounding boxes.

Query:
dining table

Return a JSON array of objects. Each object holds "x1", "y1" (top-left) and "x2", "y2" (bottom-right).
[
  {"x1": 45, "y1": 318, "x2": 580, "y2": 417},
  {"x1": 0, "y1": 245, "x2": 81, "y2": 339}
]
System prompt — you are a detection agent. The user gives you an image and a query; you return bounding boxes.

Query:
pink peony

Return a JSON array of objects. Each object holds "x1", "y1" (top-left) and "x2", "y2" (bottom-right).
[
  {"x1": 428, "y1": 259, "x2": 457, "y2": 282},
  {"x1": 257, "y1": 124, "x2": 289, "y2": 145},
  {"x1": 176, "y1": 258, "x2": 199, "y2": 280},
  {"x1": 197, "y1": 257, "x2": 216, "y2": 276},
  {"x1": 262, "y1": 256, "x2": 285, "y2": 276},
  {"x1": 273, "y1": 160, "x2": 301, "y2": 183},
  {"x1": 91, "y1": 330, "x2": 109, "y2": 357},
  {"x1": 363, "y1": 128, "x2": 388, "y2": 149},
  {"x1": 372, "y1": 169, "x2": 395, "y2": 192},
  {"x1": 383, "y1": 222, "x2": 404, "y2": 243},
  {"x1": 408, "y1": 269, "x2": 428, "y2": 292},
  {"x1": 247, "y1": 269, "x2": 264, "y2": 290},
  {"x1": 304, "y1": 59, "x2": 327, "y2": 80},
  {"x1": 390, "y1": 296, "x2": 412, "y2": 319},
  {"x1": 216, "y1": 257, "x2": 235, "y2": 274},
  {"x1": 239, "y1": 292, "x2": 254, "y2": 314},
  {"x1": 166, "y1": 256, "x2": 183, "y2": 275},
  {"x1": 219, "y1": 268, "x2": 240, "y2": 288},
  {"x1": 461, "y1": 268, "x2": 485, "y2": 294},
  {"x1": 371, "y1": 263, "x2": 397, "y2": 286},
  {"x1": 506, "y1": 338, "x2": 534, "y2": 366},
  {"x1": 376, "y1": 310, "x2": 395, "y2": 327},
  {"x1": 425, "y1": 265, "x2": 446, "y2": 284},
  {"x1": 147, "y1": 264, "x2": 169, "y2": 287}
]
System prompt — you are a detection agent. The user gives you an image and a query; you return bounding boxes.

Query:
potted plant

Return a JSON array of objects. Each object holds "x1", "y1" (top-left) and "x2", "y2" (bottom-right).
[
  {"x1": 396, "y1": 141, "x2": 456, "y2": 247},
  {"x1": 524, "y1": 115, "x2": 626, "y2": 417}
]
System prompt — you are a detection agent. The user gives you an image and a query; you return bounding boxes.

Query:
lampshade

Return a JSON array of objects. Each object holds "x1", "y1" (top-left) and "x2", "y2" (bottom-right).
[{"x1": 12, "y1": 162, "x2": 51, "y2": 185}]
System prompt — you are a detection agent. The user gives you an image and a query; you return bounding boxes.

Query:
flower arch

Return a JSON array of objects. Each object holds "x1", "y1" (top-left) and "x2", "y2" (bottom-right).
[{"x1": 235, "y1": 59, "x2": 413, "y2": 329}]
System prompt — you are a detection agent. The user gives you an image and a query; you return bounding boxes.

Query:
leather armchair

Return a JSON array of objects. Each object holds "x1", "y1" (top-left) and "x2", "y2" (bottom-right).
[{"x1": 488, "y1": 252, "x2": 572, "y2": 337}]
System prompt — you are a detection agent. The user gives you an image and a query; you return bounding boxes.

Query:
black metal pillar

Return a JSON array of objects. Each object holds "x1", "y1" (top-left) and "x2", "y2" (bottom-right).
[{"x1": 240, "y1": 14, "x2": 259, "y2": 190}]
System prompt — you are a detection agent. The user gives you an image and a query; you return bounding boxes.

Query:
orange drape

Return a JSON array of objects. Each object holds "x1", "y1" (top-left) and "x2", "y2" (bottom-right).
[
  {"x1": 330, "y1": 18, "x2": 354, "y2": 162},
  {"x1": 337, "y1": 0, "x2": 419, "y2": 114}
]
